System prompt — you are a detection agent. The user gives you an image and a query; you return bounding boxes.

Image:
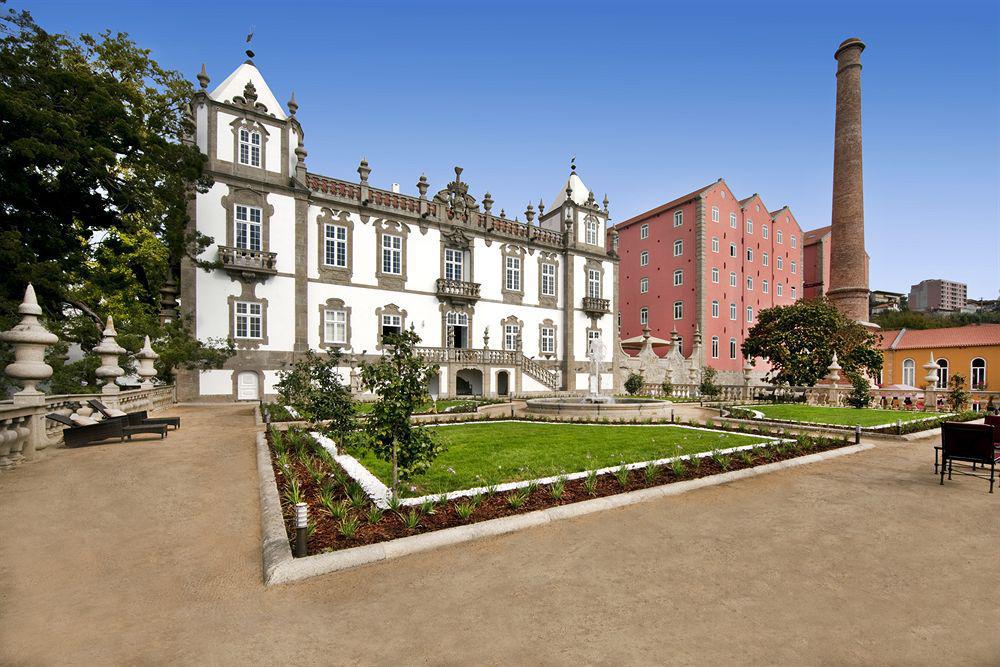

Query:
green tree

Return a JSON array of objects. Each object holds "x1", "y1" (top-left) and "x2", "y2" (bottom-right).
[
  {"x1": 699, "y1": 366, "x2": 721, "y2": 399},
  {"x1": 624, "y1": 372, "x2": 644, "y2": 395},
  {"x1": 276, "y1": 350, "x2": 357, "y2": 446},
  {"x1": 360, "y1": 329, "x2": 443, "y2": 494},
  {"x1": 946, "y1": 374, "x2": 970, "y2": 412},
  {"x1": 741, "y1": 298, "x2": 883, "y2": 387},
  {"x1": 846, "y1": 372, "x2": 873, "y2": 409},
  {"x1": 660, "y1": 378, "x2": 673, "y2": 397},
  {"x1": 0, "y1": 8, "x2": 226, "y2": 387}
]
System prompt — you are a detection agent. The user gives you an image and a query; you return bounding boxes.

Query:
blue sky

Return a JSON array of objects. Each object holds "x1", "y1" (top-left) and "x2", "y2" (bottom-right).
[{"x1": 20, "y1": 0, "x2": 1000, "y2": 299}]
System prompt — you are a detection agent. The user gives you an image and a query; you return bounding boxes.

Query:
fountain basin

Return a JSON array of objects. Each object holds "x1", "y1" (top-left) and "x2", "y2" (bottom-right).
[{"x1": 523, "y1": 396, "x2": 671, "y2": 419}]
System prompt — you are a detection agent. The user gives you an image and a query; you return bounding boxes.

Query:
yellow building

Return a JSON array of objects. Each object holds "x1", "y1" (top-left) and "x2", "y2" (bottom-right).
[{"x1": 880, "y1": 324, "x2": 1000, "y2": 393}]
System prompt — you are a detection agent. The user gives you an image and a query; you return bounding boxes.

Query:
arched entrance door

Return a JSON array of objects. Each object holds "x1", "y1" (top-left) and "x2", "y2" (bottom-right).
[
  {"x1": 237, "y1": 371, "x2": 259, "y2": 401},
  {"x1": 496, "y1": 370, "x2": 509, "y2": 396},
  {"x1": 456, "y1": 368, "x2": 483, "y2": 396}
]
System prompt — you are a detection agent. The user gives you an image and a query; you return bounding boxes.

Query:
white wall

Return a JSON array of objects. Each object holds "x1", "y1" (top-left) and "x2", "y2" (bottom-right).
[{"x1": 200, "y1": 369, "x2": 233, "y2": 395}]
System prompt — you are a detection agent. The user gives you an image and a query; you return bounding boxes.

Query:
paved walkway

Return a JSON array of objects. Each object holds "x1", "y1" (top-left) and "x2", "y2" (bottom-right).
[{"x1": 1, "y1": 405, "x2": 997, "y2": 665}]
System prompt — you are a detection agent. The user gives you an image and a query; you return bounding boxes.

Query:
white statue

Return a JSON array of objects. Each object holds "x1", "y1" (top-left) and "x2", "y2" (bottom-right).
[{"x1": 587, "y1": 338, "x2": 606, "y2": 396}]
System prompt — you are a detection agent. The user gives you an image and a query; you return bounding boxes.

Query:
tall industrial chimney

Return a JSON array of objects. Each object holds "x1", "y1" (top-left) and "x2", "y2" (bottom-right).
[{"x1": 827, "y1": 37, "x2": 871, "y2": 323}]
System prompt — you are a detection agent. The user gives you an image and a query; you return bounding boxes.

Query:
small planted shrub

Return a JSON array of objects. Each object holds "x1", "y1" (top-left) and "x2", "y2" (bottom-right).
[
  {"x1": 328, "y1": 500, "x2": 348, "y2": 520},
  {"x1": 660, "y1": 379, "x2": 673, "y2": 397},
  {"x1": 366, "y1": 506, "x2": 385, "y2": 524},
  {"x1": 550, "y1": 477, "x2": 566, "y2": 500},
  {"x1": 348, "y1": 485, "x2": 368, "y2": 510},
  {"x1": 670, "y1": 456, "x2": 686, "y2": 478},
  {"x1": 624, "y1": 372, "x2": 645, "y2": 396},
  {"x1": 688, "y1": 454, "x2": 702, "y2": 472},
  {"x1": 584, "y1": 470, "x2": 599, "y2": 496},
  {"x1": 283, "y1": 479, "x2": 305, "y2": 506},
  {"x1": 614, "y1": 464, "x2": 630, "y2": 489},
  {"x1": 644, "y1": 461, "x2": 658, "y2": 484},
  {"x1": 455, "y1": 500, "x2": 475, "y2": 521},
  {"x1": 506, "y1": 488, "x2": 530, "y2": 509},
  {"x1": 711, "y1": 451, "x2": 732, "y2": 471},
  {"x1": 338, "y1": 515, "x2": 360, "y2": 538},
  {"x1": 738, "y1": 449, "x2": 756, "y2": 466},
  {"x1": 386, "y1": 494, "x2": 404, "y2": 513},
  {"x1": 420, "y1": 498, "x2": 436, "y2": 515},
  {"x1": 403, "y1": 510, "x2": 421, "y2": 530}
]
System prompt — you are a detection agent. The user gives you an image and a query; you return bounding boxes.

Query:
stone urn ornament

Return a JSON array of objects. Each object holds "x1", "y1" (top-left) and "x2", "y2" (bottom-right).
[
  {"x1": 135, "y1": 335, "x2": 159, "y2": 389},
  {"x1": 0, "y1": 284, "x2": 59, "y2": 403},
  {"x1": 93, "y1": 316, "x2": 126, "y2": 395}
]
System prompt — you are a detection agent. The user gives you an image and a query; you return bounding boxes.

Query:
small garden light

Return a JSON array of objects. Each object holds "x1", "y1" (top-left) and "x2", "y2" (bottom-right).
[
  {"x1": 294, "y1": 502, "x2": 308, "y2": 557},
  {"x1": 854, "y1": 424, "x2": 861, "y2": 445}
]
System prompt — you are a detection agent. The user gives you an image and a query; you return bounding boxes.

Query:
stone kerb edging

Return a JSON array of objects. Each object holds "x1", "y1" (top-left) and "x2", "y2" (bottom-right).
[
  {"x1": 312, "y1": 422, "x2": 794, "y2": 509},
  {"x1": 730, "y1": 405, "x2": 955, "y2": 432},
  {"x1": 256, "y1": 438, "x2": 874, "y2": 586},
  {"x1": 717, "y1": 415, "x2": 907, "y2": 441}
]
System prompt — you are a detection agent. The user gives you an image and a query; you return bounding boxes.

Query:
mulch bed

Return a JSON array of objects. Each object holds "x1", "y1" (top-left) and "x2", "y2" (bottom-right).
[{"x1": 269, "y1": 429, "x2": 852, "y2": 557}]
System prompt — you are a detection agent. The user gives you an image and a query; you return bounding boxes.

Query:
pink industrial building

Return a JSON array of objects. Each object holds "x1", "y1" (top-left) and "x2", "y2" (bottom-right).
[
  {"x1": 802, "y1": 225, "x2": 869, "y2": 300},
  {"x1": 613, "y1": 179, "x2": 804, "y2": 373}
]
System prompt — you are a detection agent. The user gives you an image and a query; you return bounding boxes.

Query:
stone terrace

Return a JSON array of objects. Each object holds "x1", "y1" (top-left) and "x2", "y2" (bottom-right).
[{"x1": 0, "y1": 404, "x2": 997, "y2": 664}]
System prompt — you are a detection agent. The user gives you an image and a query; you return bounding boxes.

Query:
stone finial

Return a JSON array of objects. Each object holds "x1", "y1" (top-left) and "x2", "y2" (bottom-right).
[
  {"x1": 483, "y1": 326, "x2": 490, "y2": 349},
  {"x1": 923, "y1": 353, "x2": 939, "y2": 387},
  {"x1": 693, "y1": 325, "x2": 702, "y2": 347},
  {"x1": 499, "y1": 209, "x2": 506, "y2": 219},
  {"x1": 586, "y1": 190, "x2": 596, "y2": 207},
  {"x1": 525, "y1": 202, "x2": 535, "y2": 224},
  {"x1": 357, "y1": 157, "x2": 371, "y2": 183},
  {"x1": 93, "y1": 316, "x2": 126, "y2": 395},
  {"x1": 135, "y1": 336, "x2": 159, "y2": 390},
  {"x1": 417, "y1": 173, "x2": 429, "y2": 199},
  {"x1": 0, "y1": 284, "x2": 59, "y2": 400},
  {"x1": 295, "y1": 142, "x2": 308, "y2": 162},
  {"x1": 538, "y1": 198, "x2": 545, "y2": 217},
  {"x1": 482, "y1": 192, "x2": 493, "y2": 214},
  {"x1": 603, "y1": 193, "x2": 609, "y2": 212},
  {"x1": 825, "y1": 352, "x2": 843, "y2": 384},
  {"x1": 197, "y1": 64, "x2": 210, "y2": 90},
  {"x1": 287, "y1": 91, "x2": 298, "y2": 116}
]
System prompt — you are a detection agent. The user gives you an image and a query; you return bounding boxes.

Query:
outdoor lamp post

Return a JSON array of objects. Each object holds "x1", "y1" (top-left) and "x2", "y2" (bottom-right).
[{"x1": 294, "y1": 502, "x2": 308, "y2": 558}]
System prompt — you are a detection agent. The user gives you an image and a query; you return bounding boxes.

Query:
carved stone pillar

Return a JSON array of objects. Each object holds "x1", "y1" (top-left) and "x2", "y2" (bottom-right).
[
  {"x1": 922, "y1": 353, "x2": 939, "y2": 411},
  {"x1": 0, "y1": 284, "x2": 59, "y2": 404},
  {"x1": 93, "y1": 316, "x2": 126, "y2": 397},
  {"x1": 135, "y1": 335, "x2": 159, "y2": 389}
]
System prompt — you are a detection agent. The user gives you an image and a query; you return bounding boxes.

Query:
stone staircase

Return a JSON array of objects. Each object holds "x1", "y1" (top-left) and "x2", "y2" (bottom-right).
[{"x1": 520, "y1": 355, "x2": 560, "y2": 391}]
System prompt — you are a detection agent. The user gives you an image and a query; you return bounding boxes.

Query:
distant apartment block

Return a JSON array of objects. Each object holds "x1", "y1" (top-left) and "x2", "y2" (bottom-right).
[
  {"x1": 801, "y1": 225, "x2": 869, "y2": 300},
  {"x1": 869, "y1": 290, "x2": 905, "y2": 318},
  {"x1": 908, "y1": 279, "x2": 967, "y2": 314}
]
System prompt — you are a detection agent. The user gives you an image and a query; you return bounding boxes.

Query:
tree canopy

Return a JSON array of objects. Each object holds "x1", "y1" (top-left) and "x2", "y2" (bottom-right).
[{"x1": 741, "y1": 298, "x2": 883, "y2": 387}]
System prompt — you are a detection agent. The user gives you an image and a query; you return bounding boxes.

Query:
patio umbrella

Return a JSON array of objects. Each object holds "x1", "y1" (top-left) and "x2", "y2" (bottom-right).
[{"x1": 620, "y1": 333, "x2": 672, "y2": 349}]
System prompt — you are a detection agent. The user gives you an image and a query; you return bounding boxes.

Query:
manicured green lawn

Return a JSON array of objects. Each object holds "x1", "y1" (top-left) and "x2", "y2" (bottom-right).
[
  {"x1": 349, "y1": 422, "x2": 767, "y2": 496},
  {"x1": 747, "y1": 404, "x2": 944, "y2": 427},
  {"x1": 354, "y1": 399, "x2": 493, "y2": 415}
]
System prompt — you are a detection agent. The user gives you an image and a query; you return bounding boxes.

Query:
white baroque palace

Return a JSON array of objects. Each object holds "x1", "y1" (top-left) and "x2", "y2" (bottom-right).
[{"x1": 177, "y1": 59, "x2": 619, "y2": 401}]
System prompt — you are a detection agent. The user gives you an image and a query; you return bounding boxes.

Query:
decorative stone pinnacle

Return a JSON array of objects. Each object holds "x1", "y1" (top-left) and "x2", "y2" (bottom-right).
[
  {"x1": 482, "y1": 192, "x2": 493, "y2": 214},
  {"x1": 499, "y1": 209, "x2": 506, "y2": 219},
  {"x1": 357, "y1": 157, "x2": 371, "y2": 183},
  {"x1": 287, "y1": 91, "x2": 298, "y2": 116},
  {"x1": 417, "y1": 173, "x2": 429, "y2": 199},
  {"x1": 197, "y1": 63, "x2": 210, "y2": 90},
  {"x1": 825, "y1": 352, "x2": 843, "y2": 384},
  {"x1": 295, "y1": 143, "x2": 308, "y2": 161},
  {"x1": 525, "y1": 202, "x2": 535, "y2": 223},
  {"x1": 454, "y1": 166, "x2": 463, "y2": 181},
  {"x1": 93, "y1": 316, "x2": 126, "y2": 395},
  {"x1": 603, "y1": 193, "x2": 609, "y2": 211},
  {"x1": 135, "y1": 335, "x2": 159, "y2": 389},
  {"x1": 538, "y1": 198, "x2": 545, "y2": 216},
  {"x1": 923, "y1": 353, "x2": 939, "y2": 386},
  {"x1": 0, "y1": 284, "x2": 59, "y2": 398}
]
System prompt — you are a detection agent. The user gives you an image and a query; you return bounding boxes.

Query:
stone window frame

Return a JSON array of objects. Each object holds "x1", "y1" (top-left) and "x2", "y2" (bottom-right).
[
  {"x1": 318, "y1": 297, "x2": 352, "y2": 350},
  {"x1": 375, "y1": 220, "x2": 409, "y2": 290},
  {"x1": 317, "y1": 208, "x2": 354, "y2": 285},
  {"x1": 500, "y1": 315, "x2": 524, "y2": 352},
  {"x1": 584, "y1": 258, "x2": 605, "y2": 300},
  {"x1": 501, "y1": 244, "x2": 525, "y2": 305},
  {"x1": 375, "y1": 303, "x2": 407, "y2": 350},
  {"x1": 439, "y1": 228, "x2": 475, "y2": 283},
  {"x1": 440, "y1": 302, "x2": 475, "y2": 349},
  {"x1": 227, "y1": 281, "x2": 269, "y2": 350},
  {"x1": 538, "y1": 319, "x2": 557, "y2": 359},
  {"x1": 536, "y1": 251, "x2": 559, "y2": 309},
  {"x1": 584, "y1": 214, "x2": 600, "y2": 246},
  {"x1": 222, "y1": 186, "x2": 274, "y2": 253},
  {"x1": 229, "y1": 117, "x2": 270, "y2": 175}
]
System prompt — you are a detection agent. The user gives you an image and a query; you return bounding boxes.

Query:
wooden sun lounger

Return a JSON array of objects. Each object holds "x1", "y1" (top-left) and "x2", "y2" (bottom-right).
[
  {"x1": 87, "y1": 399, "x2": 180, "y2": 430},
  {"x1": 46, "y1": 413, "x2": 167, "y2": 447}
]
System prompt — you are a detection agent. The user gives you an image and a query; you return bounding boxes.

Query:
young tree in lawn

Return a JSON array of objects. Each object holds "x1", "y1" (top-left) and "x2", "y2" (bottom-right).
[
  {"x1": 741, "y1": 298, "x2": 883, "y2": 387},
  {"x1": 846, "y1": 372, "x2": 873, "y2": 408},
  {"x1": 275, "y1": 349, "x2": 357, "y2": 447},
  {"x1": 946, "y1": 374, "x2": 970, "y2": 412},
  {"x1": 699, "y1": 366, "x2": 722, "y2": 399},
  {"x1": 360, "y1": 329, "x2": 443, "y2": 495}
]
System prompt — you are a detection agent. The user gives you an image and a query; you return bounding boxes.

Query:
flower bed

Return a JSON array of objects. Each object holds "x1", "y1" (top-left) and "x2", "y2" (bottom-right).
[
  {"x1": 724, "y1": 405, "x2": 981, "y2": 434},
  {"x1": 267, "y1": 424, "x2": 852, "y2": 557}
]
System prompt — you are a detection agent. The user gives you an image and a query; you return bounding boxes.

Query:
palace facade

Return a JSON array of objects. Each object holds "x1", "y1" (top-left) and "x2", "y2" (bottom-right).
[{"x1": 177, "y1": 59, "x2": 618, "y2": 401}]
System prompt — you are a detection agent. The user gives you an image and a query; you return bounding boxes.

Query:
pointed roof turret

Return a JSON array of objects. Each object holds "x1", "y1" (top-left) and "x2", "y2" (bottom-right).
[
  {"x1": 550, "y1": 171, "x2": 592, "y2": 210},
  {"x1": 209, "y1": 61, "x2": 286, "y2": 120}
]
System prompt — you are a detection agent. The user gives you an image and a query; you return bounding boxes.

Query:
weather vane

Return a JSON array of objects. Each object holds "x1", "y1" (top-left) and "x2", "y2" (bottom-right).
[{"x1": 245, "y1": 26, "x2": 255, "y2": 59}]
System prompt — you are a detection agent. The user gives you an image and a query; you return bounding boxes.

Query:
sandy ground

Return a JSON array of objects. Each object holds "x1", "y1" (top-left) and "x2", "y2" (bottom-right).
[{"x1": 1, "y1": 403, "x2": 997, "y2": 665}]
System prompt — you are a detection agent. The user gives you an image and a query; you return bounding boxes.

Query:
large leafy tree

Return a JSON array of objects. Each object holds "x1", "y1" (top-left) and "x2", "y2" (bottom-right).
[
  {"x1": 0, "y1": 7, "x2": 227, "y2": 389},
  {"x1": 741, "y1": 298, "x2": 883, "y2": 387}
]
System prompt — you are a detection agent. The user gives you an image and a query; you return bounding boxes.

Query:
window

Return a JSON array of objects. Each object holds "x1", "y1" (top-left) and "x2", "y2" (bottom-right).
[
  {"x1": 746, "y1": 276, "x2": 753, "y2": 291},
  {"x1": 730, "y1": 272, "x2": 737, "y2": 287},
  {"x1": 540, "y1": 326, "x2": 555, "y2": 354},
  {"x1": 762, "y1": 280, "x2": 769, "y2": 294},
  {"x1": 505, "y1": 256, "x2": 521, "y2": 291},
  {"x1": 639, "y1": 307, "x2": 648, "y2": 325},
  {"x1": 730, "y1": 212, "x2": 737, "y2": 228},
  {"x1": 587, "y1": 268, "x2": 602, "y2": 298},
  {"x1": 790, "y1": 261, "x2": 797, "y2": 274},
  {"x1": 673, "y1": 269, "x2": 683, "y2": 286},
  {"x1": 640, "y1": 278, "x2": 649, "y2": 293},
  {"x1": 238, "y1": 128, "x2": 261, "y2": 167},
  {"x1": 446, "y1": 311, "x2": 469, "y2": 348},
  {"x1": 444, "y1": 248, "x2": 464, "y2": 280},
  {"x1": 711, "y1": 206, "x2": 719, "y2": 222},
  {"x1": 711, "y1": 268, "x2": 719, "y2": 283},
  {"x1": 776, "y1": 283, "x2": 783, "y2": 297},
  {"x1": 541, "y1": 263, "x2": 556, "y2": 296},
  {"x1": 323, "y1": 309, "x2": 347, "y2": 344},
  {"x1": 791, "y1": 235, "x2": 798, "y2": 249},
  {"x1": 746, "y1": 220, "x2": 753, "y2": 234},
  {"x1": 324, "y1": 224, "x2": 348, "y2": 267},
  {"x1": 729, "y1": 303, "x2": 737, "y2": 320},
  {"x1": 776, "y1": 230, "x2": 783, "y2": 244},
  {"x1": 382, "y1": 234, "x2": 402, "y2": 274},
  {"x1": 381, "y1": 313, "x2": 402, "y2": 338},
  {"x1": 674, "y1": 210, "x2": 684, "y2": 227},
  {"x1": 711, "y1": 336, "x2": 719, "y2": 358},
  {"x1": 588, "y1": 329, "x2": 602, "y2": 342},
  {"x1": 640, "y1": 250, "x2": 649, "y2": 266},
  {"x1": 673, "y1": 240, "x2": 683, "y2": 256},
  {"x1": 762, "y1": 225, "x2": 769, "y2": 239},
  {"x1": 971, "y1": 358, "x2": 986, "y2": 389},
  {"x1": 746, "y1": 248, "x2": 753, "y2": 262},
  {"x1": 640, "y1": 223, "x2": 649, "y2": 239},
  {"x1": 586, "y1": 218, "x2": 599, "y2": 245},
  {"x1": 936, "y1": 358, "x2": 949, "y2": 389},
  {"x1": 235, "y1": 205, "x2": 262, "y2": 251},
  {"x1": 712, "y1": 237, "x2": 719, "y2": 253},
  {"x1": 711, "y1": 300, "x2": 719, "y2": 318},
  {"x1": 503, "y1": 324, "x2": 520, "y2": 351},
  {"x1": 730, "y1": 243, "x2": 737, "y2": 258},
  {"x1": 730, "y1": 338, "x2": 738, "y2": 359},
  {"x1": 746, "y1": 306, "x2": 754, "y2": 322},
  {"x1": 790, "y1": 286, "x2": 797, "y2": 299},
  {"x1": 902, "y1": 358, "x2": 916, "y2": 387},
  {"x1": 235, "y1": 301, "x2": 262, "y2": 339},
  {"x1": 776, "y1": 256, "x2": 784, "y2": 270},
  {"x1": 762, "y1": 252, "x2": 769, "y2": 267}
]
